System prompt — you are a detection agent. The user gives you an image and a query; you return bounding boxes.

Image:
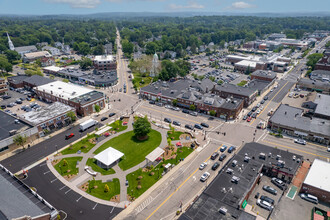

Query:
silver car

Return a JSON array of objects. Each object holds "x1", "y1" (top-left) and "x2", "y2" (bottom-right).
[
  {"x1": 200, "y1": 172, "x2": 210, "y2": 182},
  {"x1": 257, "y1": 199, "x2": 273, "y2": 211}
]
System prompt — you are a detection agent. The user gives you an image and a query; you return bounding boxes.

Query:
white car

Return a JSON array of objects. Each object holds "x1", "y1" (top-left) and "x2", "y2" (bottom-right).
[
  {"x1": 270, "y1": 89, "x2": 274, "y2": 92},
  {"x1": 172, "y1": 107, "x2": 180, "y2": 111},
  {"x1": 200, "y1": 172, "x2": 210, "y2": 182},
  {"x1": 257, "y1": 199, "x2": 273, "y2": 211},
  {"x1": 165, "y1": 105, "x2": 171, "y2": 109},
  {"x1": 327, "y1": 147, "x2": 330, "y2": 152},
  {"x1": 294, "y1": 139, "x2": 306, "y2": 145},
  {"x1": 199, "y1": 162, "x2": 207, "y2": 170},
  {"x1": 274, "y1": 85, "x2": 278, "y2": 89},
  {"x1": 260, "y1": 106, "x2": 264, "y2": 110},
  {"x1": 256, "y1": 109, "x2": 261, "y2": 114}
]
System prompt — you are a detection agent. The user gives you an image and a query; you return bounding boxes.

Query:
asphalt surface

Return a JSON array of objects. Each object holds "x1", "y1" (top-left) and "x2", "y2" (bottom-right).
[
  {"x1": 1, "y1": 124, "x2": 100, "y2": 173},
  {"x1": 24, "y1": 161, "x2": 122, "y2": 220}
]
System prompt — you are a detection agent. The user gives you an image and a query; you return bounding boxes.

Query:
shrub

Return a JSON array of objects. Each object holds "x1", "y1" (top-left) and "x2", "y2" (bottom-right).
[
  {"x1": 104, "y1": 184, "x2": 109, "y2": 192},
  {"x1": 137, "y1": 185, "x2": 142, "y2": 189}
]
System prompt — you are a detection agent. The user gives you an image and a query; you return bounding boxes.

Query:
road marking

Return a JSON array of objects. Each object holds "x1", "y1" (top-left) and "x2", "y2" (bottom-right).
[
  {"x1": 59, "y1": 186, "x2": 66, "y2": 190},
  {"x1": 262, "y1": 140, "x2": 330, "y2": 159},
  {"x1": 145, "y1": 144, "x2": 223, "y2": 220},
  {"x1": 76, "y1": 196, "x2": 83, "y2": 202},
  {"x1": 110, "y1": 203, "x2": 118, "y2": 213},
  {"x1": 135, "y1": 196, "x2": 153, "y2": 214},
  {"x1": 92, "y1": 203, "x2": 98, "y2": 210},
  {"x1": 192, "y1": 176, "x2": 196, "y2": 181},
  {"x1": 250, "y1": 81, "x2": 289, "y2": 126},
  {"x1": 256, "y1": 131, "x2": 267, "y2": 143},
  {"x1": 50, "y1": 178, "x2": 57, "y2": 183},
  {"x1": 43, "y1": 171, "x2": 50, "y2": 175},
  {"x1": 65, "y1": 189, "x2": 71, "y2": 194},
  {"x1": 39, "y1": 163, "x2": 46, "y2": 167}
]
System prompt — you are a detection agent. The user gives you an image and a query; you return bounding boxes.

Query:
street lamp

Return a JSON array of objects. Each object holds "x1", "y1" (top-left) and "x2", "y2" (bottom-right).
[{"x1": 55, "y1": 145, "x2": 58, "y2": 154}]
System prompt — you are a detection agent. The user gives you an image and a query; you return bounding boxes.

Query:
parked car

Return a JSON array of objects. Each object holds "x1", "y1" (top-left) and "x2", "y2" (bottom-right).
[
  {"x1": 65, "y1": 133, "x2": 75, "y2": 139},
  {"x1": 260, "y1": 195, "x2": 275, "y2": 205},
  {"x1": 194, "y1": 124, "x2": 203, "y2": 130},
  {"x1": 294, "y1": 139, "x2": 306, "y2": 145},
  {"x1": 212, "y1": 162, "x2": 220, "y2": 170},
  {"x1": 256, "y1": 109, "x2": 261, "y2": 114},
  {"x1": 271, "y1": 177, "x2": 286, "y2": 190},
  {"x1": 26, "y1": 97, "x2": 31, "y2": 101},
  {"x1": 200, "y1": 172, "x2": 210, "y2": 182},
  {"x1": 252, "y1": 107, "x2": 257, "y2": 112},
  {"x1": 243, "y1": 115, "x2": 248, "y2": 120},
  {"x1": 262, "y1": 186, "x2": 277, "y2": 195},
  {"x1": 211, "y1": 152, "x2": 219, "y2": 160},
  {"x1": 164, "y1": 118, "x2": 172, "y2": 123},
  {"x1": 173, "y1": 121, "x2": 181, "y2": 126},
  {"x1": 0, "y1": 105, "x2": 6, "y2": 109},
  {"x1": 172, "y1": 107, "x2": 180, "y2": 111},
  {"x1": 208, "y1": 116, "x2": 214, "y2": 120},
  {"x1": 164, "y1": 105, "x2": 171, "y2": 109},
  {"x1": 190, "y1": 111, "x2": 198, "y2": 116},
  {"x1": 257, "y1": 199, "x2": 273, "y2": 211},
  {"x1": 149, "y1": 100, "x2": 155, "y2": 105},
  {"x1": 219, "y1": 154, "x2": 227, "y2": 161},
  {"x1": 7, "y1": 103, "x2": 14, "y2": 108},
  {"x1": 252, "y1": 113, "x2": 257, "y2": 118},
  {"x1": 185, "y1": 124, "x2": 193, "y2": 130},
  {"x1": 228, "y1": 146, "x2": 236, "y2": 153},
  {"x1": 109, "y1": 113, "x2": 116, "y2": 117},
  {"x1": 156, "y1": 102, "x2": 164, "y2": 107},
  {"x1": 247, "y1": 117, "x2": 252, "y2": 122},
  {"x1": 182, "y1": 109, "x2": 190, "y2": 114},
  {"x1": 264, "y1": 96, "x2": 269, "y2": 100},
  {"x1": 100, "y1": 117, "x2": 108, "y2": 121},
  {"x1": 300, "y1": 193, "x2": 318, "y2": 204},
  {"x1": 220, "y1": 145, "x2": 227, "y2": 152},
  {"x1": 255, "y1": 192, "x2": 260, "y2": 199},
  {"x1": 261, "y1": 100, "x2": 265, "y2": 104},
  {"x1": 199, "y1": 162, "x2": 207, "y2": 170},
  {"x1": 2, "y1": 95, "x2": 11, "y2": 99},
  {"x1": 201, "y1": 123, "x2": 209, "y2": 128},
  {"x1": 247, "y1": 111, "x2": 252, "y2": 116}
]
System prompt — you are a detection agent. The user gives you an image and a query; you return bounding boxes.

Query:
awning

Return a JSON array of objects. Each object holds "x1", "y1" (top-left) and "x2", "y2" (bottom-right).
[
  {"x1": 145, "y1": 147, "x2": 165, "y2": 162},
  {"x1": 294, "y1": 131, "x2": 308, "y2": 136}
]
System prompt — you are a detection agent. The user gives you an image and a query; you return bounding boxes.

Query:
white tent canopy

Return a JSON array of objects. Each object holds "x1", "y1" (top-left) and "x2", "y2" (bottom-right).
[
  {"x1": 94, "y1": 147, "x2": 124, "y2": 166},
  {"x1": 146, "y1": 147, "x2": 165, "y2": 162}
]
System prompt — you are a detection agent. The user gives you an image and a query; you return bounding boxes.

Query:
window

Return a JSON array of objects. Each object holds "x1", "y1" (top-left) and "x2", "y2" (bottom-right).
[
  {"x1": 48, "y1": 120, "x2": 54, "y2": 124},
  {"x1": 41, "y1": 124, "x2": 47, "y2": 129},
  {"x1": 56, "y1": 117, "x2": 61, "y2": 121},
  {"x1": 0, "y1": 146, "x2": 9, "y2": 153}
]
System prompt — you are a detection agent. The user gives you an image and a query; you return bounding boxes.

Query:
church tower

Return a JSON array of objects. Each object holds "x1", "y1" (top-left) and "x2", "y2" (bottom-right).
[
  {"x1": 150, "y1": 52, "x2": 160, "y2": 77},
  {"x1": 7, "y1": 32, "x2": 15, "y2": 51}
]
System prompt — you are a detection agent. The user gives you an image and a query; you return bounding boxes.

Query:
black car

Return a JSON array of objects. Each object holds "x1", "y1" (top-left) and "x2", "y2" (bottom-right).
[
  {"x1": 211, "y1": 152, "x2": 219, "y2": 160},
  {"x1": 100, "y1": 117, "x2": 108, "y2": 121},
  {"x1": 182, "y1": 109, "x2": 190, "y2": 114},
  {"x1": 252, "y1": 113, "x2": 257, "y2": 118},
  {"x1": 185, "y1": 124, "x2": 193, "y2": 130},
  {"x1": 219, "y1": 154, "x2": 227, "y2": 161},
  {"x1": 260, "y1": 195, "x2": 275, "y2": 205},
  {"x1": 0, "y1": 105, "x2": 6, "y2": 109},
  {"x1": 261, "y1": 100, "x2": 265, "y2": 104},
  {"x1": 173, "y1": 121, "x2": 181, "y2": 126},
  {"x1": 264, "y1": 96, "x2": 269, "y2": 100},
  {"x1": 164, "y1": 118, "x2": 172, "y2": 123},
  {"x1": 149, "y1": 100, "x2": 155, "y2": 105},
  {"x1": 208, "y1": 116, "x2": 214, "y2": 120},
  {"x1": 26, "y1": 97, "x2": 31, "y2": 101},
  {"x1": 7, "y1": 103, "x2": 14, "y2": 108},
  {"x1": 252, "y1": 107, "x2": 257, "y2": 112},
  {"x1": 15, "y1": 100, "x2": 22, "y2": 104},
  {"x1": 109, "y1": 112, "x2": 116, "y2": 117},
  {"x1": 201, "y1": 123, "x2": 209, "y2": 128},
  {"x1": 247, "y1": 111, "x2": 252, "y2": 116},
  {"x1": 194, "y1": 124, "x2": 203, "y2": 130},
  {"x1": 2, "y1": 95, "x2": 11, "y2": 99},
  {"x1": 212, "y1": 162, "x2": 220, "y2": 170}
]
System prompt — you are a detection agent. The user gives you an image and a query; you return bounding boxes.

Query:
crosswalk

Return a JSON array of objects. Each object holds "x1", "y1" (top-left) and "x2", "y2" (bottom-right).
[{"x1": 135, "y1": 196, "x2": 154, "y2": 214}]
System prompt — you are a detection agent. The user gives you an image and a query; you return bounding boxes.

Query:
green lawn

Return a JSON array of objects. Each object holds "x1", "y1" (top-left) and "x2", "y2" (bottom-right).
[
  {"x1": 94, "y1": 130, "x2": 161, "y2": 171},
  {"x1": 108, "y1": 120, "x2": 128, "y2": 132},
  {"x1": 87, "y1": 179, "x2": 120, "y2": 201},
  {"x1": 127, "y1": 147, "x2": 193, "y2": 199},
  {"x1": 132, "y1": 74, "x2": 152, "y2": 89},
  {"x1": 54, "y1": 157, "x2": 83, "y2": 176},
  {"x1": 167, "y1": 131, "x2": 184, "y2": 141},
  {"x1": 127, "y1": 168, "x2": 160, "y2": 199},
  {"x1": 61, "y1": 134, "x2": 96, "y2": 155},
  {"x1": 86, "y1": 158, "x2": 115, "y2": 175},
  {"x1": 237, "y1": 80, "x2": 248, "y2": 87}
]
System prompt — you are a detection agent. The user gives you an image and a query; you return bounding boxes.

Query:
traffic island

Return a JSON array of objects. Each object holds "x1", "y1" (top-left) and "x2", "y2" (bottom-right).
[
  {"x1": 61, "y1": 134, "x2": 97, "y2": 155},
  {"x1": 80, "y1": 179, "x2": 120, "y2": 201},
  {"x1": 53, "y1": 157, "x2": 83, "y2": 180}
]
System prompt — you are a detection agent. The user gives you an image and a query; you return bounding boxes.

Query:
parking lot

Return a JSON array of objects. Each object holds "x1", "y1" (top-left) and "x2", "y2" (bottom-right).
[{"x1": 248, "y1": 175, "x2": 284, "y2": 218}]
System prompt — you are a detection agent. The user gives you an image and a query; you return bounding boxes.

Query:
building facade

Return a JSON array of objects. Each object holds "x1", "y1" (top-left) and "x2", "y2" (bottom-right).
[
  {"x1": 0, "y1": 78, "x2": 8, "y2": 95},
  {"x1": 93, "y1": 55, "x2": 117, "y2": 71}
]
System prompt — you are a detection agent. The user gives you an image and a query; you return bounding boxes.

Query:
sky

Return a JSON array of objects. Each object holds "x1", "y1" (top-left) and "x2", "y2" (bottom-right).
[{"x1": 0, "y1": 0, "x2": 329, "y2": 15}]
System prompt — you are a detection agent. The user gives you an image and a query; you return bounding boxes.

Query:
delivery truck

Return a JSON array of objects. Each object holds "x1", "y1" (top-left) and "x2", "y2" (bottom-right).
[{"x1": 79, "y1": 119, "x2": 97, "y2": 131}]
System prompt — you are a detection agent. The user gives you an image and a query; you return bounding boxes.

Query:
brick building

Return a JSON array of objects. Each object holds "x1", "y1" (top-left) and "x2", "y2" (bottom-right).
[
  {"x1": 0, "y1": 77, "x2": 8, "y2": 95},
  {"x1": 251, "y1": 70, "x2": 277, "y2": 82},
  {"x1": 93, "y1": 55, "x2": 116, "y2": 71}
]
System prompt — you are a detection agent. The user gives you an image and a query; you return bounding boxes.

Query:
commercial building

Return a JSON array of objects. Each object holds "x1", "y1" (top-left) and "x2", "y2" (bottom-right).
[
  {"x1": 14, "y1": 45, "x2": 37, "y2": 56},
  {"x1": 0, "y1": 164, "x2": 58, "y2": 219},
  {"x1": 268, "y1": 104, "x2": 330, "y2": 145},
  {"x1": 250, "y1": 70, "x2": 277, "y2": 82},
  {"x1": 93, "y1": 55, "x2": 116, "y2": 71},
  {"x1": 7, "y1": 75, "x2": 29, "y2": 88},
  {"x1": 268, "y1": 33, "x2": 286, "y2": 41},
  {"x1": 20, "y1": 102, "x2": 75, "y2": 135},
  {"x1": 315, "y1": 50, "x2": 330, "y2": 71},
  {"x1": 35, "y1": 81, "x2": 105, "y2": 116},
  {"x1": 43, "y1": 66, "x2": 64, "y2": 75},
  {"x1": 23, "y1": 75, "x2": 55, "y2": 90},
  {"x1": 301, "y1": 159, "x2": 330, "y2": 203},
  {"x1": 180, "y1": 142, "x2": 302, "y2": 220},
  {"x1": 23, "y1": 51, "x2": 52, "y2": 63},
  {"x1": 0, "y1": 77, "x2": 8, "y2": 95},
  {"x1": 297, "y1": 78, "x2": 330, "y2": 94},
  {"x1": 79, "y1": 70, "x2": 118, "y2": 87},
  {"x1": 313, "y1": 94, "x2": 330, "y2": 120},
  {"x1": 310, "y1": 69, "x2": 330, "y2": 81}
]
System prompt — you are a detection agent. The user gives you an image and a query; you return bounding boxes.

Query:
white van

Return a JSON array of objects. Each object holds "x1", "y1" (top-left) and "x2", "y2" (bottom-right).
[{"x1": 300, "y1": 193, "x2": 318, "y2": 204}]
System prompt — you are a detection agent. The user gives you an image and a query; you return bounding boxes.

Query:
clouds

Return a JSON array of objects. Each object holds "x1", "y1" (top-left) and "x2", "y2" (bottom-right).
[
  {"x1": 230, "y1": 1, "x2": 255, "y2": 9},
  {"x1": 44, "y1": 0, "x2": 101, "y2": 8},
  {"x1": 169, "y1": 1, "x2": 204, "y2": 10}
]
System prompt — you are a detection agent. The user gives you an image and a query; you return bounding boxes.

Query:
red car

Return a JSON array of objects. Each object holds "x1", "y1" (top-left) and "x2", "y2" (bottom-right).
[
  {"x1": 247, "y1": 117, "x2": 252, "y2": 122},
  {"x1": 65, "y1": 133, "x2": 74, "y2": 139}
]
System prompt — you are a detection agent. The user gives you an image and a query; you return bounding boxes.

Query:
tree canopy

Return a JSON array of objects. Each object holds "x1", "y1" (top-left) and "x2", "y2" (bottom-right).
[{"x1": 133, "y1": 116, "x2": 151, "y2": 139}]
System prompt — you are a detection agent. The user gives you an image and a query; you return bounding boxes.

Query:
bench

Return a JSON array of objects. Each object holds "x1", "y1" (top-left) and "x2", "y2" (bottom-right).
[{"x1": 84, "y1": 166, "x2": 97, "y2": 176}]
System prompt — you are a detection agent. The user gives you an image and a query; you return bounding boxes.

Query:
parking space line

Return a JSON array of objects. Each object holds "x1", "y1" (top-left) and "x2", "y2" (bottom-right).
[
  {"x1": 43, "y1": 171, "x2": 50, "y2": 175},
  {"x1": 76, "y1": 196, "x2": 83, "y2": 202},
  {"x1": 39, "y1": 163, "x2": 46, "y2": 167},
  {"x1": 65, "y1": 189, "x2": 71, "y2": 194},
  {"x1": 59, "y1": 186, "x2": 66, "y2": 190},
  {"x1": 110, "y1": 203, "x2": 118, "y2": 213},
  {"x1": 50, "y1": 178, "x2": 58, "y2": 183},
  {"x1": 92, "y1": 203, "x2": 98, "y2": 210}
]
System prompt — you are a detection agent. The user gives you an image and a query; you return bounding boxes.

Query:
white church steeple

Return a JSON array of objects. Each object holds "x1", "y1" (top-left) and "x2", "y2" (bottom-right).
[{"x1": 7, "y1": 32, "x2": 15, "y2": 51}]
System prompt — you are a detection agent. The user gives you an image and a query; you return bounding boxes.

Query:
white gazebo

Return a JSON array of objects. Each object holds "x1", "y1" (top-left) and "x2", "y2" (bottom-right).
[
  {"x1": 94, "y1": 147, "x2": 124, "y2": 169},
  {"x1": 145, "y1": 147, "x2": 165, "y2": 166}
]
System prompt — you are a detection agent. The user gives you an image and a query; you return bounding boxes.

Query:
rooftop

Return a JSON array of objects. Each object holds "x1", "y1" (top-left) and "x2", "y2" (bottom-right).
[
  {"x1": 58, "y1": 68, "x2": 86, "y2": 78},
  {"x1": 24, "y1": 51, "x2": 51, "y2": 59},
  {"x1": 94, "y1": 55, "x2": 115, "y2": 62},
  {"x1": 247, "y1": 79, "x2": 272, "y2": 92},
  {"x1": 314, "y1": 94, "x2": 330, "y2": 117},
  {"x1": 0, "y1": 165, "x2": 54, "y2": 219},
  {"x1": 36, "y1": 81, "x2": 93, "y2": 100},
  {"x1": 20, "y1": 102, "x2": 74, "y2": 126},
  {"x1": 214, "y1": 83, "x2": 257, "y2": 97},
  {"x1": 303, "y1": 159, "x2": 330, "y2": 193},
  {"x1": 70, "y1": 90, "x2": 105, "y2": 105},
  {"x1": 7, "y1": 75, "x2": 29, "y2": 85},
  {"x1": 269, "y1": 104, "x2": 330, "y2": 138},
  {"x1": 235, "y1": 60, "x2": 257, "y2": 68},
  {"x1": 94, "y1": 147, "x2": 124, "y2": 166},
  {"x1": 14, "y1": 45, "x2": 37, "y2": 53},
  {"x1": 0, "y1": 111, "x2": 31, "y2": 141},
  {"x1": 23, "y1": 75, "x2": 55, "y2": 87},
  {"x1": 251, "y1": 70, "x2": 276, "y2": 80},
  {"x1": 43, "y1": 65, "x2": 64, "y2": 72}
]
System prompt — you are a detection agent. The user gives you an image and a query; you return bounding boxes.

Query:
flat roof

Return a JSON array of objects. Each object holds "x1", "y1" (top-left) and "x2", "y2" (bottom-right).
[
  {"x1": 0, "y1": 165, "x2": 53, "y2": 219},
  {"x1": 314, "y1": 94, "x2": 330, "y2": 117},
  {"x1": 251, "y1": 70, "x2": 276, "y2": 79},
  {"x1": 43, "y1": 66, "x2": 64, "y2": 72},
  {"x1": 70, "y1": 90, "x2": 105, "y2": 105},
  {"x1": 7, "y1": 75, "x2": 29, "y2": 85},
  {"x1": 146, "y1": 147, "x2": 165, "y2": 162},
  {"x1": 304, "y1": 159, "x2": 330, "y2": 193},
  {"x1": 214, "y1": 83, "x2": 257, "y2": 97},
  {"x1": 94, "y1": 147, "x2": 124, "y2": 166},
  {"x1": 24, "y1": 51, "x2": 51, "y2": 59},
  {"x1": 0, "y1": 111, "x2": 31, "y2": 141},
  {"x1": 235, "y1": 60, "x2": 257, "y2": 68},
  {"x1": 20, "y1": 102, "x2": 74, "y2": 126},
  {"x1": 94, "y1": 55, "x2": 115, "y2": 62},
  {"x1": 36, "y1": 81, "x2": 93, "y2": 100}
]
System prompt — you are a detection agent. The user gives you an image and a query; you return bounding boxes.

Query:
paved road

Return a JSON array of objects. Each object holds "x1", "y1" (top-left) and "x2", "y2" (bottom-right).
[
  {"x1": 1, "y1": 124, "x2": 100, "y2": 173},
  {"x1": 24, "y1": 161, "x2": 122, "y2": 220}
]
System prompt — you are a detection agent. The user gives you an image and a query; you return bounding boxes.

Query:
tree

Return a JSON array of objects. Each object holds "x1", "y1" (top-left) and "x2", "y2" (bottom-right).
[
  {"x1": 80, "y1": 57, "x2": 93, "y2": 70},
  {"x1": 62, "y1": 159, "x2": 68, "y2": 167},
  {"x1": 209, "y1": 110, "x2": 216, "y2": 116},
  {"x1": 62, "y1": 79, "x2": 69, "y2": 83},
  {"x1": 77, "y1": 42, "x2": 91, "y2": 55},
  {"x1": 121, "y1": 39, "x2": 134, "y2": 56},
  {"x1": 94, "y1": 104, "x2": 100, "y2": 113},
  {"x1": 189, "y1": 105, "x2": 196, "y2": 111},
  {"x1": 88, "y1": 177, "x2": 96, "y2": 193},
  {"x1": 25, "y1": 69, "x2": 43, "y2": 76},
  {"x1": 172, "y1": 99, "x2": 178, "y2": 106},
  {"x1": 4, "y1": 50, "x2": 20, "y2": 64},
  {"x1": 167, "y1": 138, "x2": 172, "y2": 147},
  {"x1": 66, "y1": 111, "x2": 77, "y2": 122},
  {"x1": 0, "y1": 55, "x2": 13, "y2": 73},
  {"x1": 13, "y1": 135, "x2": 27, "y2": 150},
  {"x1": 306, "y1": 53, "x2": 323, "y2": 70},
  {"x1": 133, "y1": 116, "x2": 151, "y2": 139},
  {"x1": 93, "y1": 44, "x2": 105, "y2": 55},
  {"x1": 104, "y1": 184, "x2": 109, "y2": 192}
]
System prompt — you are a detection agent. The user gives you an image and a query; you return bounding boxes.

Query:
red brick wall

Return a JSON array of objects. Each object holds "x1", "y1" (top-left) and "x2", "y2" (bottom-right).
[{"x1": 301, "y1": 183, "x2": 330, "y2": 203}]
